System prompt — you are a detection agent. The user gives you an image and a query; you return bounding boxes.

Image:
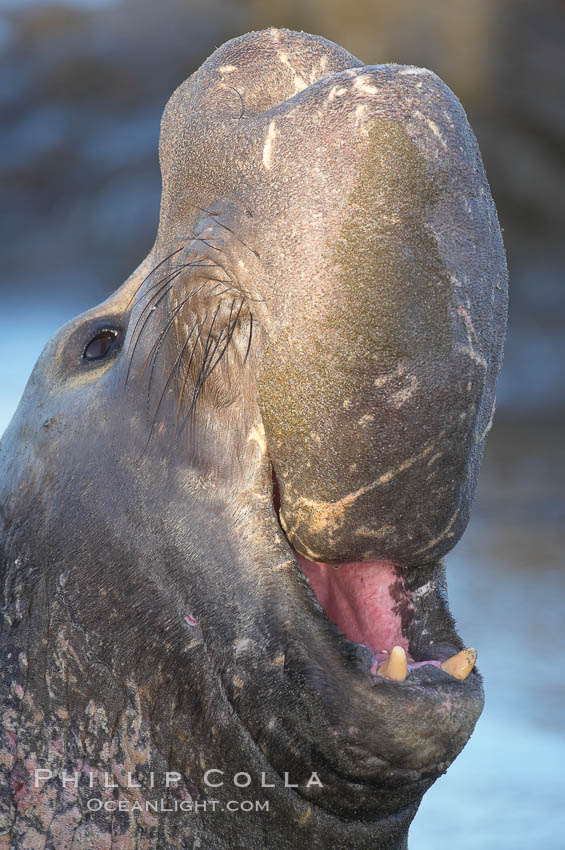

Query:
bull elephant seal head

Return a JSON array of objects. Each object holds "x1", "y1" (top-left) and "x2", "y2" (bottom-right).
[{"x1": 0, "y1": 28, "x2": 507, "y2": 850}]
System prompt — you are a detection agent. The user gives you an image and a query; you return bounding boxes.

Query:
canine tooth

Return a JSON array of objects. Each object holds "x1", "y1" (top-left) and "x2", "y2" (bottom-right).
[
  {"x1": 441, "y1": 648, "x2": 477, "y2": 680},
  {"x1": 377, "y1": 646, "x2": 407, "y2": 682}
]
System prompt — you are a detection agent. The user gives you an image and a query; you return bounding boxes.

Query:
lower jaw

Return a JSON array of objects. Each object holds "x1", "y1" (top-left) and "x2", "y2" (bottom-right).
[{"x1": 210, "y1": 511, "x2": 484, "y2": 815}]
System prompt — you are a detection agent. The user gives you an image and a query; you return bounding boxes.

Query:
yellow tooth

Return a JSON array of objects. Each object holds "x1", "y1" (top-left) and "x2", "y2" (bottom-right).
[
  {"x1": 441, "y1": 648, "x2": 477, "y2": 680},
  {"x1": 377, "y1": 646, "x2": 407, "y2": 682}
]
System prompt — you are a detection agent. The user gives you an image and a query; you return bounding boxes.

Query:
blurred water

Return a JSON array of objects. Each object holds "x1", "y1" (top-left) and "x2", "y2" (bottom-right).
[
  {"x1": 0, "y1": 0, "x2": 116, "y2": 9},
  {"x1": 411, "y1": 530, "x2": 565, "y2": 849},
  {"x1": 0, "y1": 295, "x2": 92, "y2": 435},
  {"x1": 0, "y1": 300, "x2": 564, "y2": 848}
]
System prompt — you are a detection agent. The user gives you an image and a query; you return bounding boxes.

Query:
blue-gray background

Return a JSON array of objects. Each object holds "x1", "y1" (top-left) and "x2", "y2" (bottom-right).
[{"x1": 0, "y1": 1, "x2": 563, "y2": 847}]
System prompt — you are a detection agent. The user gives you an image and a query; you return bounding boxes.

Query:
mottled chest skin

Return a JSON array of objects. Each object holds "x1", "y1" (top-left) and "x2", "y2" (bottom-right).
[{"x1": 0, "y1": 28, "x2": 506, "y2": 850}]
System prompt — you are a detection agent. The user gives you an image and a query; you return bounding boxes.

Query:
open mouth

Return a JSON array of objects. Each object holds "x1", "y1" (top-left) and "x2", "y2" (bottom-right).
[
  {"x1": 271, "y1": 470, "x2": 477, "y2": 686},
  {"x1": 295, "y1": 552, "x2": 476, "y2": 683}
]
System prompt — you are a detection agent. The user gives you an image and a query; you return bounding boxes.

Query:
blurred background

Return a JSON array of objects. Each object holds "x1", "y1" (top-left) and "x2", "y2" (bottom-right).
[{"x1": 0, "y1": 0, "x2": 563, "y2": 846}]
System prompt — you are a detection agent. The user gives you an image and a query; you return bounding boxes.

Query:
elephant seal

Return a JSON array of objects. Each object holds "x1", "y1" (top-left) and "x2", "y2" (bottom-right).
[{"x1": 0, "y1": 28, "x2": 507, "y2": 850}]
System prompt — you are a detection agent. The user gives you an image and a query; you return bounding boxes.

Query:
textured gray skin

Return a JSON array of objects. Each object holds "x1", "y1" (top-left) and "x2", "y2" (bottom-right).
[{"x1": 0, "y1": 29, "x2": 507, "y2": 849}]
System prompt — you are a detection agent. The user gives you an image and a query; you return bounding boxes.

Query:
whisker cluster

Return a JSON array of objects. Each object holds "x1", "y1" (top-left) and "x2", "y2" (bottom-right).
[{"x1": 124, "y1": 229, "x2": 256, "y2": 451}]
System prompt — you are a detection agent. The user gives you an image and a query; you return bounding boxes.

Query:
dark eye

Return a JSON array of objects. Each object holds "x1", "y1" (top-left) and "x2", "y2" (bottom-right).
[{"x1": 83, "y1": 329, "x2": 119, "y2": 361}]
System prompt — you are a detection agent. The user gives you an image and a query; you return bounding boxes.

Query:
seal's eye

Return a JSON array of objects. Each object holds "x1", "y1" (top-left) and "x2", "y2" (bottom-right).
[{"x1": 83, "y1": 329, "x2": 119, "y2": 361}]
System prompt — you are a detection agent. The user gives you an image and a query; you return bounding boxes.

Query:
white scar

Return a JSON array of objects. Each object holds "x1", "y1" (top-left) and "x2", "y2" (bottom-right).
[
  {"x1": 279, "y1": 51, "x2": 308, "y2": 93},
  {"x1": 262, "y1": 121, "x2": 278, "y2": 170}
]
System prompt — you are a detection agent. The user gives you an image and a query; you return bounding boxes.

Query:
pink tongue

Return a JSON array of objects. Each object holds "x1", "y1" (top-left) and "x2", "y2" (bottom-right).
[{"x1": 295, "y1": 554, "x2": 408, "y2": 656}]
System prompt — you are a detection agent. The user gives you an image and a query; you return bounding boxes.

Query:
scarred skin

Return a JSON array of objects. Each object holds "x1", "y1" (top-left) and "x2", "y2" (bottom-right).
[{"x1": 0, "y1": 29, "x2": 507, "y2": 850}]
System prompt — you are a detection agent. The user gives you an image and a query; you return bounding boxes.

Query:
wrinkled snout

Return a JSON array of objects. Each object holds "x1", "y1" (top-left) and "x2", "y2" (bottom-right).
[{"x1": 255, "y1": 86, "x2": 506, "y2": 566}]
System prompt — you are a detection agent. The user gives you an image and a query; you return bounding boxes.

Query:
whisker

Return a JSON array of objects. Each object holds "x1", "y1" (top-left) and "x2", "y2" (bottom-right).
[
  {"x1": 195, "y1": 275, "x2": 233, "y2": 285},
  {"x1": 149, "y1": 316, "x2": 198, "y2": 427},
  {"x1": 206, "y1": 297, "x2": 245, "y2": 383},
  {"x1": 193, "y1": 258, "x2": 263, "y2": 303},
  {"x1": 125, "y1": 283, "x2": 173, "y2": 386},
  {"x1": 181, "y1": 304, "x2": 223, "y2": 425},
  {"x1": 192, "y1": 327, "x2": 227, "y2": 408},
  {"x1": 142, "y1": 282, "x2": 211, "y2": 401},
  {"x1": 123, "y1": 231, "x2": 210, "y2": 323},
  {"x1": 125, "y1": 261, "x2": 193, "y2": 386},
  {"x1": 177, "y1": 298, "x2": 246, "y2": 436},
  {"x1": 128, "y1": 264, "x2": 189, "y2": 353},
  {"x1": 138, "y1": 280, "x2": 208, "y2": 374},
  {"x1": 129, "y1": 231, "x2": 254, "y2": 447},
  {"x1": 201, "y1": 301, "x2": 241, "y2": 381},
  {"x1": 175, "y1": 314, "x2": 209, "y2": 431},
  {"x1": 197, "y1": 301, "x2": 223, "y2": 377},
  {"x1": 169, "y1": 319, "x2": 199, "y2": 428},
  {"x1": 244, "y1": 312, "x2": 253, "y2": 363},
  {"x1": 194, "y1": 237, "x2": 222, "y2": 252},
  {"x1": 203, "y1": 216, "x2": 260, "y2": 259},
  {"x1": 142, "y1": 313, "x2": 208, "y2": 454},
  {"x1": 137, "y1": 253, "x2": 200, "y2": 306},
  {"x1": 126, "y1": 255, "x2": 215, "y2": 386},
  {"x1": 123, "y1": 245, "x2": 184, "y2": 314}
]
